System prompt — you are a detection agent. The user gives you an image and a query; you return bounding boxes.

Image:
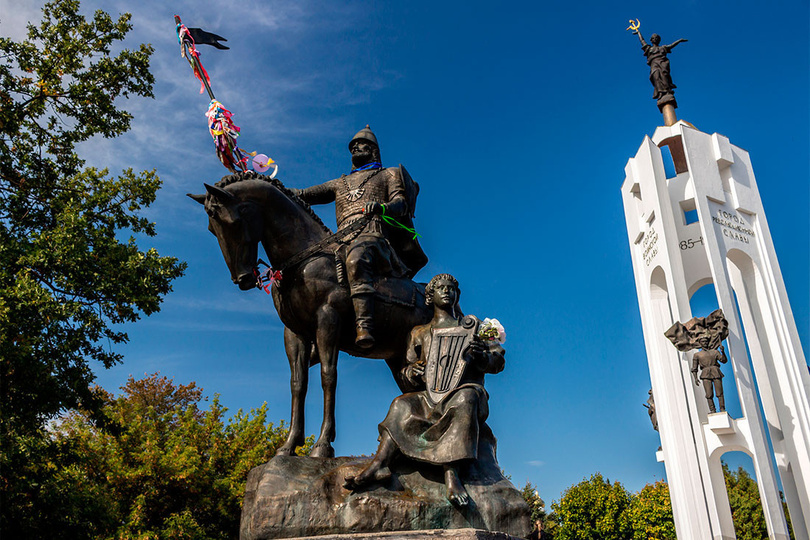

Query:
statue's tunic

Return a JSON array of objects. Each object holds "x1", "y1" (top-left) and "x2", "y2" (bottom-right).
[
  {"x1": 380, "y1": 384, "x2": 493, "y2": 464},
  {"x1": 379, "y1": 322, "x2": 505, "y2": 465},
  {"x1": 297, "y1": 167, "x2": 423, "y2": 294},
  {"x1": 692, "y1": 349, "x2": 725, "y2": 380}
]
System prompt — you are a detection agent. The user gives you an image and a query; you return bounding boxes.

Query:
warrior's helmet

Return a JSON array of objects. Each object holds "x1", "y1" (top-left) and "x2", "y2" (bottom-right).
[
  {"x1": 349, "y1": 124, "x2": 378, "y2": 149},
  {"x1": 349, "y1": 125, "x2": 382, "y2": 164}
]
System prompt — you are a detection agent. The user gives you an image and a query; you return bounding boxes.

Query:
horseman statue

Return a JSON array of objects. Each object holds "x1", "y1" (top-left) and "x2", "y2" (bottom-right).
[
  {"x1": 294, "y1": 125, "x2": 427, "y2": 349},
  {"x1": 191, "y1": 127, "x2": 530, "y2": 537}
]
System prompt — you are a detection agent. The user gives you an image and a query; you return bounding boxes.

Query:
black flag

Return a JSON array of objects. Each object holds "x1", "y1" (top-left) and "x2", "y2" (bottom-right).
[{"x1": 186, "y1": 27, "x2": 229, "y2": 50}]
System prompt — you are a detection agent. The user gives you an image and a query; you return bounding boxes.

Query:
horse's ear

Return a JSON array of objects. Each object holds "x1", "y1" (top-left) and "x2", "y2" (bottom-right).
[
  {"x1": 187, "y1": 193, "x2": 206, "y2": 205},
  {"x1": 204, "y1": 183, "x2": 236, "y2": 203}
]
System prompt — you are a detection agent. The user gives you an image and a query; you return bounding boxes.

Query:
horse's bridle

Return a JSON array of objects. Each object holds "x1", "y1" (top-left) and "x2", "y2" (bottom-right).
[{"x1": 251, "y1": 214, "x2": 372, "y2": 289}]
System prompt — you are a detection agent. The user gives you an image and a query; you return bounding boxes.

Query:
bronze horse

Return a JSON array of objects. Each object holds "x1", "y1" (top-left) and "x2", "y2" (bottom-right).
[{"x1": 189, "y1": 171, "x2": 431, "y2": 457}]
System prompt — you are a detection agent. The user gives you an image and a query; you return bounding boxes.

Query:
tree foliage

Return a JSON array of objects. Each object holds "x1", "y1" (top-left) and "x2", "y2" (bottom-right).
[
  {"x1": 0, "y1": 1, "x2": 185, "y2": 534},
  {"x1": 551, "y1": 473, "x2": 633, "y2": 540},
  {"x1": 522, "y1": 481, "x2": 559, "y2": 539},
  {"x1": 724, "y1": 463, "x2": 769, "y2": 540},
  {"x1": 545, "y1": 466, "x2": 795, "y2": 540},
  {"x1": 522, "y1": 481, "x2": 548, "y2": 523},
  {"x1": 0, "y1": 0, "x2": 185, "y2": 437},
  {"x1": 625, "y1": 480, "x2": 676, "y2": 540},
  {"x1": 13, "y1": 374, "x2": 312, "y2": 539}
]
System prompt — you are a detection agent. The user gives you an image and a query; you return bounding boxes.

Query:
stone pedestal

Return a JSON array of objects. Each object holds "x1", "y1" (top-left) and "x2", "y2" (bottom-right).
[{"x1": 240, "y1": 456, "x2": 531, "y2": 540}]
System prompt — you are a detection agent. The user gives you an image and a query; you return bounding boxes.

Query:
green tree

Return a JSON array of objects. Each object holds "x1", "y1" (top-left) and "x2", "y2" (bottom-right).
[
  {"x1": 522, "y1": 481, "x2": 547, "y2": 523},
  {"x1": 0, "y1": 0, "x2": 184, "y2": 534},
  {"x1": 551, "y1": 473, "x2": 633, "y2": 540},
  {"x1": 625, "y1": 480, "x2": 676, "y2": 540},
  {"x1": 547, "y1": 468, "x2": 795, "y2": 540},
  {"x1": 0, "y1": 0, "x2": 184, "y2": 435},
  {"x1": 522, "y1": 481, "x2": 558, "y2": 538},
  {"x1": 53, "y1": 374, "x2": 312, "y2": 539},
  {"x1": 724, "y1": 463, "x2": 769, "y2": 540}
]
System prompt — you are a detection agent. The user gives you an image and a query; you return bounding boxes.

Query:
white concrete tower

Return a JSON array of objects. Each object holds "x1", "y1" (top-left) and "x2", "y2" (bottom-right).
[{"x1": 621, "y1": 121, "x2": 810, "y2": 540}]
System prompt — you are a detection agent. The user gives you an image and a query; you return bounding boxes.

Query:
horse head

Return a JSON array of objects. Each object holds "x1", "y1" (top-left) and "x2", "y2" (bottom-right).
[{"x1": 189, "y1": 181, "x2": 264, "y2": 291}]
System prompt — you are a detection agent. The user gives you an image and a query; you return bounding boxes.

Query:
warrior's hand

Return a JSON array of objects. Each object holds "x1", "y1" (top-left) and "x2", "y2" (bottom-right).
[
  {"x1": 363, "y1": 202, "x2": 383, "y2": 215},
  {"x1": 694, "y1": 377, "x2": 701, "y2": 386}
]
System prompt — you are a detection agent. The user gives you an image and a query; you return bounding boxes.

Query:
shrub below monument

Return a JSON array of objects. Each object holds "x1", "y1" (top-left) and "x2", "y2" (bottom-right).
[
  {"x1": 48, "y1": 374, "x2": 312, "y2": 539},
  {"x1": 533, "y1": 466, "x2": 791, "y2": 540}
]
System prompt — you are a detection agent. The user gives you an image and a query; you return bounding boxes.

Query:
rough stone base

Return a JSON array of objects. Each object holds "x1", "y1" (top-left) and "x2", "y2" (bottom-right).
[
  {"x1": 279, "y1": 528, "x2": 523, "y2": 539},
  {"x1": 240, "y1": 456, "x2": 531, "y2": 540}
]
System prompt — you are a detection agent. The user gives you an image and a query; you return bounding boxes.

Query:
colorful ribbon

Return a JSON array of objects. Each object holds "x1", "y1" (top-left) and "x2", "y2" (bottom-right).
[
  {"x1": 205, "y1": 100, "x2": 249, "y2": 172},
  {"x1": 176, "y1": 23, "x2": 210, "y2": 95},
  {"x1": 254, "y1": 263, "x2": 282, "y2": 294},
  {"x1": 380, "y1": 204, "x2": 420, "y2": 239},
  {"x1": 350, "y1": 162, "x2": 382, "y2": 173}
]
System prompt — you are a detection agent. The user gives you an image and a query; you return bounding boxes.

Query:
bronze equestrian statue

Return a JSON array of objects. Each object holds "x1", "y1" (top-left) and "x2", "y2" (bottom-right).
[{"x1": 189, "y1": 127, "x2": 430, "y2": 458}]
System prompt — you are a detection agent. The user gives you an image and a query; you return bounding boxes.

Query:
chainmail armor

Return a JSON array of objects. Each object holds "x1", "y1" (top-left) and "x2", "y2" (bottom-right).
[{"x1": 334, "y1": 168, "x2": 406, "y2": 229}]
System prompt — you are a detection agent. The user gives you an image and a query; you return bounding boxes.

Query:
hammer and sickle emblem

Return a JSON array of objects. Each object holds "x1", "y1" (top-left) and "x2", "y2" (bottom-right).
[{"x1": 627, "y1": 19, "x2": 640, "y2": 32}]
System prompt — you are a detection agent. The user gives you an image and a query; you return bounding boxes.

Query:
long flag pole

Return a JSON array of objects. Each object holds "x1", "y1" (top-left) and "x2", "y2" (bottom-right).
[
  {"x1": 174, "y1": 16, "x2": 276, "y2": 176},
  {"x1": 174, "y1": 16, "x2": 217, "y2": 101}
]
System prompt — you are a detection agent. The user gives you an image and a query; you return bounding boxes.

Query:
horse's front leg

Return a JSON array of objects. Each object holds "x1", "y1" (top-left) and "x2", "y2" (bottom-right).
[
  {"x1": 311, "y1": 305, "x2": 340, "y2": 458},
  {"x1": 276, "y1": 326, "x2": 310, "y2": 456}
]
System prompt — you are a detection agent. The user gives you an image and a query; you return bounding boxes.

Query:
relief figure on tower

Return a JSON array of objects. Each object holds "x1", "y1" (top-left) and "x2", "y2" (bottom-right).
[{"x1": 665, "y1": 309, "x2": 730, "y2": 413}]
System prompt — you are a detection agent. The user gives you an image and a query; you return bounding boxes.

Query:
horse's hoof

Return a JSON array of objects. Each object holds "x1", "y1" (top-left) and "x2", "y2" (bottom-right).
[
  {"x1": 275, "y1": 445, "x2": 295, "y2": 457},
  {"x1": 310, "y1": 442, "x2": 335, "y2": 458}
]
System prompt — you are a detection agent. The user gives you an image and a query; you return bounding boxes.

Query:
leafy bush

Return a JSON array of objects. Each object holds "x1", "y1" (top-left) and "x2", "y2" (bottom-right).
[{"x1": 51, "y1": 374, "x2": 312, "y2": 539}]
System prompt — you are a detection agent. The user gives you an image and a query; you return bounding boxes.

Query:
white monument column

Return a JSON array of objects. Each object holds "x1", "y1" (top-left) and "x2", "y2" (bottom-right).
[{"x1": 621, "y1": 120, "x2": 810, "y2": 540}]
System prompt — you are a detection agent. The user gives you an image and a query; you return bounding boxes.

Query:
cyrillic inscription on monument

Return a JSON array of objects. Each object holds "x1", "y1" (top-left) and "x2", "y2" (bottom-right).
[
  {"x1": 642, "y1": 226, "x2": 659, "y2": 266},
  {"x1": 711, "y1": 208, "x2": 754, "y2": 245}
]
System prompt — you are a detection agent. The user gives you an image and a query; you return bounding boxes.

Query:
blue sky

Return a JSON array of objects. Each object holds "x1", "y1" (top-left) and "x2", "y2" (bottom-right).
[{"x1": 3, "y1": 0, "x2": 807, "y2": 506}]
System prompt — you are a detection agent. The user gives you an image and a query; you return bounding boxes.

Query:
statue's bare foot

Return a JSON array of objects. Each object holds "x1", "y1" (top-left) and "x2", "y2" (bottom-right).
[
  {"x1": 445, "y1": 467, "x2": 469, "y2": 507},
  {"x1": 344, "y1": 463, "x2": 390, "y2": 490}
]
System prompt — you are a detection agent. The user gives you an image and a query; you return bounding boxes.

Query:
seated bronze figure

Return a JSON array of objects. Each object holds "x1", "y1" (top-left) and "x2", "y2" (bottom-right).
[{"x1": 345, "y1": 274, "x2": 505, "y2": 506}]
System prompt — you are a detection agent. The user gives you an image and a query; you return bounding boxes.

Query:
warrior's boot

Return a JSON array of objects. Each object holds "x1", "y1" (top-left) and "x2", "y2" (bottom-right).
[
  {"x1": 353, "y1": 294, "x2": 375, "y2": 349},
  {"x1": 717, "y1": 395, "x2": 726, "y2": 412},
  {"x1": 707, "y1": 399, "x2": 717, "y2": 414}
]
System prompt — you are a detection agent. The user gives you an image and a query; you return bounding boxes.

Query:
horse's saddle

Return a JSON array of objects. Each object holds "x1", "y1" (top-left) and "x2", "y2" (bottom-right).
[
  {"x1": 372, "y1": 276, "x2": 426, "y2": 308},
  {"x1": 332, "y1": 245, "x2": 425, "y2": 309}
]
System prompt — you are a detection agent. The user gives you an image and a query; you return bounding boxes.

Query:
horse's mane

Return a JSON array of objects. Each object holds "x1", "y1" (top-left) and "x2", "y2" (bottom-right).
[{"x1": 215, "y1": 171, "x2": 331, "y2": 234}]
